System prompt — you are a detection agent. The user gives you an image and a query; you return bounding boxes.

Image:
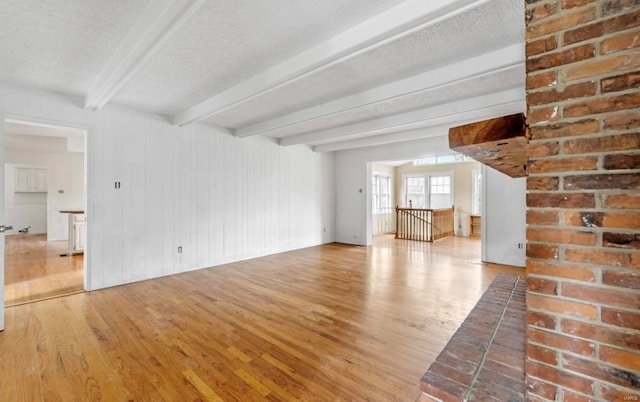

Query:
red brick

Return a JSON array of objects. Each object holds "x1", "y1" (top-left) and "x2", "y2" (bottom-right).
[
  {"x1": 526, "y1": 378, "x2": 558, "y2": 400},
  {"x1": 601, "y1": 28, "x2": 640, "y2": 54},
  {"x1": 527, "y1": 71, "x2": 557, "y2": 90},
  {"x1": 563, "y1": 391, "x2": 599, "y2": 402},
  {"x1": 603, "y1": 8, "x2": 640, "y2": 33},
  {"x1": 528, "y1": 327, "x2": 596, "y2": 356},
  {"x1": 419, "y1": 371, "x2": 466, "y2": 401},
  {"x1": 605, "y1": 111, "x2": 640, "y2": 130},
  {"x1": 528, "y1": 277, "x2": 559, "y2": 295},
  {"x1": 527, "y1": 106, "x2": 560, "y2": 125},
  {"x1": 603, "y1": 194, "x2": 640, "y2": 209},
  {"x1": 600, "y1": 345, "x2": 640, "y2": 370},
  {"x1": 527, "y1": 81, "x2": 597, "y2": 105},
  {"x1": 526, "y1": 361, "x2": 595, "y2": 395},
  {"x1": 562, "y1": 52, "x2": 640, "y2": 81},
  {"x1": 527, "y1": 176, "x2": 560, "y2": 191},
  {"x1": 601, "y1": 0, "x2": 640, "y2": 16},
  {"x1": 604, "y1": 153, "x2": 640, "y2": 170},
  {"x1": 527, "y1": 311, "x2": 558, "y2": 329},
  {"x1": 603, "y1": 270, "x2": 640, "y2": 290},
  {"x1": 603, "y1": 232, "x2": 640, "y2": 250},
  {"x1": 527, "y1": 228, "x2": 597, "y2": 246},
  {"x1": 562, "y1": 282, "x2": 640, "y2": 308},
  {"x1": 563, "y1": 133, "x2": 640, "y2": 154},
  {"x1": 564, "y1": 173, "x2": 640, "y2": 190},
  {"x1": 602, "y1": 308, "x2": 640, "y2": 330},
  {"x1": 563, "y1": 211, "x2": 604, "y2": 227},
  {"x1": 602, "y1": 71, "x2": 640, "y2": 93},
  {"x1": 527, "y1": 141, "x2": 560, "y2": 158},
  {"x1": 527, "y1": 192, "x2": 595, "y2": 208},
  {"x1": 529, "y1": 156, "x2": 598, "y2": 173},
  {"x1": 417, "y1": 392, "x2": 439, "y2": 402},
  {"x1": 427, "y1": 361, "x2": 474, "y2": 387},
  {"x1": 561, "y1": 318, "x2": 640, "y2": 350},
  {"x1": 564, "y1": 93, "x2": 640, "y2": 118},
  {"x1": 527, "y1": 210, "x2": 560, "y2": 225},
  {"x1": 563, "y1": 353, "x2": 640, "y2": 389},
  {"x1": 602, "y1": 213, "x2": 640, "y2": 229},
  {"x1": 527, "y1": 293, "x2": 597, "y2": 320},
  {"x1": 527, "y1": 36, "x2": 559, "y2": 56},
  {"x1": 527, "y1": 243, "x2": 560, "y2": 260},
  {"x1": 527, "y1": 1, "x2": 559, "y2": 23},
  {"x1": 527, "y1": 260, "x2": 596, "y2": 282},
  {"x1": 527, "y1": 7, "x2": 597, "y2": 39},
  {"x1": 600, "y1": 384, "x2": 640, "y2": 402},
  {"x1": 564, "y1": 21, "x2": 603, "y2": 45},
  {"x1": 562, "y1": 0, "x2": 597, "y2": 8},
  {"x1": 527, "y1": 343, "x2": 560, "y2": 365},
  {"x1": 564, "y1": 248, "x2": 634, "y2": 268},
  {"x1": 528, "y1": 44, "x2": 595, "y2": 72},
  {"x1": 529, "y1": 119, "x2": 600, "y2": 139}
]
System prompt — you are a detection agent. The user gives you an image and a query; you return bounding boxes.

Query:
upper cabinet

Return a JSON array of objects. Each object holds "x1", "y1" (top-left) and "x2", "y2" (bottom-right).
[{"x1": 15, "y1": 167, "x2": 48, "y2": 193}]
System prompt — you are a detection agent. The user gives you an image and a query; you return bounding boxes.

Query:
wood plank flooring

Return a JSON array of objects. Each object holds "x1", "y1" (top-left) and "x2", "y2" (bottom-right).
[
  {"x1": 4, "y1": 234, "x2": 84, "y2": 306},
  {"x1": 0, "y1": 235, "x2": 523, "y2": 401}
]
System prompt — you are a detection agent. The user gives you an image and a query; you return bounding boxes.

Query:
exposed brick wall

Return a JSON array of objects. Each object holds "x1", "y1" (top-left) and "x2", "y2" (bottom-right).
[{"x1": 525, "y1": 0, "x2": 640, "y2": 401}]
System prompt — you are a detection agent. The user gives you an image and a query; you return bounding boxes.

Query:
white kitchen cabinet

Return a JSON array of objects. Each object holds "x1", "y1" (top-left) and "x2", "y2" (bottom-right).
[
  {"x1": 14, "y1": 167, "x2": 48, "y2": 192},
  {"x1": 60, "y1": 211, "x2": 85, "y2": 255},
  {"x1": 73, "y1": 216, "x2": 86, "y2": 253}
]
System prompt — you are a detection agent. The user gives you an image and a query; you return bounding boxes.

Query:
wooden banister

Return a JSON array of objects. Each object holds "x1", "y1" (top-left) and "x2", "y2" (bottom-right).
[{"x1": 395, "y1": 206, "x2": 454, "y2": 242}]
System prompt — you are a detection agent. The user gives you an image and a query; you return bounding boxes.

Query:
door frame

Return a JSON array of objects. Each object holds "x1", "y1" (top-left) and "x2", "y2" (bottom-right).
[{"x1": 1, "y1": 113, "x2": 92, "y2": 330}]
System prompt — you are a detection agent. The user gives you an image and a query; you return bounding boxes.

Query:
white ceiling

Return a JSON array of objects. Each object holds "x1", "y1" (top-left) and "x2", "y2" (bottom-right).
[{"x1": 0, "y1": 0, "x2": 526, "y2": 152}]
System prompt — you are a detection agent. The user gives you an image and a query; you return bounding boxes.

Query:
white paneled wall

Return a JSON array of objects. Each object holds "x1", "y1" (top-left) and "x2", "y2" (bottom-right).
[{"x1": 0, "y1": 83, "x2": 335, "y2": 293}]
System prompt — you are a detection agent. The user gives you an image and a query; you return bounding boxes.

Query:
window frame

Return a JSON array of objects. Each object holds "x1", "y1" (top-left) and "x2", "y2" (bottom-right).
[
  {"x1": 402, "y1": 171, "x2": 454, "y2": 209},
  {"x1": 372, "y1": 173, "x2": 392, "y2": 214}
]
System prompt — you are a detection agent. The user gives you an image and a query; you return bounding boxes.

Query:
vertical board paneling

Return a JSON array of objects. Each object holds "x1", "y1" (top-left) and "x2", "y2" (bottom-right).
[
  {"x1": 145, "y1": 117, "x2": 165, "y2": 278},
  {"x1": 0, "y1": 83, "x2": 336, "y2": 292},
  {"x1": 194, "y1": 127, "x2": 210, "y2": 269}
]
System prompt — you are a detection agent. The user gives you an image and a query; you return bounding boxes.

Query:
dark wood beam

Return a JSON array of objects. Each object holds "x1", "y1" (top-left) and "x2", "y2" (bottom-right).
[{"x1": 449, "y1": 113, "x2": 529, "y2": 178}]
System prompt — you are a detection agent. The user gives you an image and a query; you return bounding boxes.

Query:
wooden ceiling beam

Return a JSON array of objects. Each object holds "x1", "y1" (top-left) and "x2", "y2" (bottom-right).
[
  {"x1": 448, "y1": 113, "x2": 529, "y2": 178},
  {"x1": 84, "y1": 0, "x2": 205, "y2": 110},
  {"x1": 172, "y1": 0, "x2": 492, "y2": 127}
]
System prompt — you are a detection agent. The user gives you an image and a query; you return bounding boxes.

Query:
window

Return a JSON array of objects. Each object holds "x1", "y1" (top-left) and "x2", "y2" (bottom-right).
[
  {"x1": 372, "y1": 174, "x2": 391, "y2": 214},
  {"x1": 413, "y1": 154, "x2": 473, "y2": 166},
  {"x1": 405, "y1": 176, "x2": 426, "y2": 208},
  {"x1": 430, "y1": 175, "x2": 452, "y2": 209},
  {"x1": 472, "y1": 169, "x2": 482, "y2": 215},
  {"x1": 403, "y1": 173, "x2": 453, "y2": 209}
]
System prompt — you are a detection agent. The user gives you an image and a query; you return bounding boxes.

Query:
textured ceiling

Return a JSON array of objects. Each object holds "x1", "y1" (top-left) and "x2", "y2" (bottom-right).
[
  {"x1": 0, "y1": 0, "x2": 148, "y2": 97},
  {"x1": 0, "y1": 0, "x2": 526, "y2": 152}
]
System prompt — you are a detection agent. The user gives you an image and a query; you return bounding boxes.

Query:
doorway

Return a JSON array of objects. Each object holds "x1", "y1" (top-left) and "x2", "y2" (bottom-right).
[{"x1": 3, "y1": 119, "x2": 86, "y2": 306}]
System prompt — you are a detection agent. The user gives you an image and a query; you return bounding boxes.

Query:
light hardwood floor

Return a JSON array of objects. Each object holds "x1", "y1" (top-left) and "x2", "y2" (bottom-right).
[
  {"x1": 0, "y1": 235, "x2": 523, "y2": 401},
  {"x1": 4, "y1": 234, "x2": 84, "y2": 306}
]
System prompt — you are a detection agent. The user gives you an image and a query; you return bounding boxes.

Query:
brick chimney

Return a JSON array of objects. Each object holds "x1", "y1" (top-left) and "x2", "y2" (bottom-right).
[{"x1": 525, "y1": 0, "x2": 640, "y2": 400}]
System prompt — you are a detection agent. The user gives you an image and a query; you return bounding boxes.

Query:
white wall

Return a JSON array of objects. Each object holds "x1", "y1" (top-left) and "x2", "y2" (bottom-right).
[
  {"x1": 336, "y1": 136, "x2": 452, "y2": 245},
  {"x1": 0, "y1": 83, "x2": 336, "y2": 296},
  {"x1": 481, "y1": 165, "x2": 526, "y2": 267},
  {"x1": 5, "y1": 136, "x2": 84, "y2": 240}
]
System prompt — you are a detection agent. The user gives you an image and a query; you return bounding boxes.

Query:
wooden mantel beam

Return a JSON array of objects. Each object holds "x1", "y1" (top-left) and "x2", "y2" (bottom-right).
[{"x1": 448, "y1": 113, "x2": 529, "y2": 178}]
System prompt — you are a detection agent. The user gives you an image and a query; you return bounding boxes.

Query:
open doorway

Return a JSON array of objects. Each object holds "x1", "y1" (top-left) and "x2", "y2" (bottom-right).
[
  {"x1": 371, "y1": 155, "x2": 482, "y2": 240},
  {"x1": 3, "y1": 119, "x2": 86, "y2": 306}
]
